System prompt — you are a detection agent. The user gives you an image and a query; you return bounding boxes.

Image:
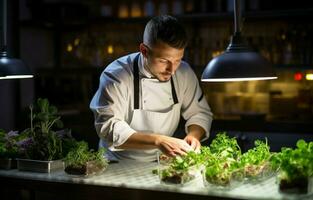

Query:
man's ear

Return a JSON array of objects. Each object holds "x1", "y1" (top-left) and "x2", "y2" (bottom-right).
[{"x1": 139, "y1": 43, "x2": 148, "y2": 58}]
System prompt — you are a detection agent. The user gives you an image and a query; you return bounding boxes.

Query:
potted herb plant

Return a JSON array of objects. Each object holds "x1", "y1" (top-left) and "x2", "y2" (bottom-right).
[
  {"x1": 64, "y1": 141, "x2": 108, "y2": 176},
  {"x1": 16, "y1": 98, "x2": 76, "y2": 173},
  {"x1": 202, "y1": 133, "x2": 244, "y2": 188},
  {"x1": 239, "y1": 139, "x2": 275, "y2": 181},
  {"x1": 202, "y1": 155, "x2": 243, "y2": 188},
  {"x1": 0, "y1": 130, "x2": 28, "y2": 169},
  {"x1": 158, "y1": 151, "x2": 202, "y2": 185},
  {"x1": 271, "y1": 139, "x2": 313, "y2": 194}
]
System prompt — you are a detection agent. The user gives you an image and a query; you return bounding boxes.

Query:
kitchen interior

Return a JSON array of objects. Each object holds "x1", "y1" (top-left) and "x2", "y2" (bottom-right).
[{"x1": 0, "y1": 0, "x2": 313, "y2": 200}]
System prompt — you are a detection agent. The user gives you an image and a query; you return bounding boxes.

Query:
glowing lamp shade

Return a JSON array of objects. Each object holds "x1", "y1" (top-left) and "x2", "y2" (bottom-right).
[
  {"x1": 201, "y1": 0, "x2": 277, "y2": 82},
  {"x1": 0, "y1": 52, "x2": 33, "y2": 79},
  {"x1": 202, "y1": 47, "x2": 277, "y2": 82},
  {"x1": 0, "y1": 0, "x2": 33, "y2": 80}
]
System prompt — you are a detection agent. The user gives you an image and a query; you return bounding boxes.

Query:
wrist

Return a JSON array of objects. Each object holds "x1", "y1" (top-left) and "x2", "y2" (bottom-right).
[
  {"x1": 187, "y1": 125, "x2": 205, "y2": 141},
  {"x1": 153, "y1": 134, "x2": 162, "y2": 148}
]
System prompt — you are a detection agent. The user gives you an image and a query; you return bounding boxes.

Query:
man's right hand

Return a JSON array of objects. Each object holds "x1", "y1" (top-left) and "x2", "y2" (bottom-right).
[{"x1": 154, "y1": 135, "x2": 193, "y2": 157}]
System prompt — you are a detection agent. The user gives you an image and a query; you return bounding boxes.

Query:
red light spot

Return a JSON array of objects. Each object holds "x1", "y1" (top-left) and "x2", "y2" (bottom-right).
[{"x1": 294, "y1": 72, "x2": 302, "y2": 81}]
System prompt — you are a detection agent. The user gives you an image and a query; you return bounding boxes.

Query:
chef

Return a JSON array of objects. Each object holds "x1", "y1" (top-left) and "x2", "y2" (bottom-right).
[{"x1": 90, "y1": 15, "x2": 213, "y2": 162}]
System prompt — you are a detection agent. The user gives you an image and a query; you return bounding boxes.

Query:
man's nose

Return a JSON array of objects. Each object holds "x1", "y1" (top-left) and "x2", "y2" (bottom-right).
[{"x1": 166, "y1": 62, "x2": 174, "y2": 74}]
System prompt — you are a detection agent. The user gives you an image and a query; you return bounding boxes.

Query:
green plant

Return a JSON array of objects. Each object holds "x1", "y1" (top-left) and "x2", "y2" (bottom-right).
[
  {"x1": 210, "y1": 132, "x2": 242, "y2": 160},
  {"x1": 157, "y1": 132, "x2": 278, "y2": 186},
  {"x1": 204, "y1": 157, "x2": 233, "y2": 186},
  {"x1": 271, "y1": 139, "x2": 313, "y2": 182},
  {"x1": 64, "y1": 141, "x2": 108, "y2": 169},
  {"x1": 0, "y1": 130, "x2": 28, "y2": 158},
  {"x1": 240, "y1": 139, "x2": 273, "y2": 178},
  {"x1": 270, "y1": 139, "x2": 313, "y2": 193},
  {"x1": 158, "y1": 151, "x2": 202, "y2": 184},
  {"x1": 19, "y1": 98, "x2": 75, "y2": 160},
  {"x1": 203, "y1": 133, "x2": 244, "y2": 186}
]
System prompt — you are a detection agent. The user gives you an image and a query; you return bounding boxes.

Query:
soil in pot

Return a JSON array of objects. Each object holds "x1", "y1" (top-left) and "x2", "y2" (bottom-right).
[
  {"x1": 65, "y1": 161, "x2": 106, "y2": 176},
  {"x1": 279, "y1": 177, "x2": 308, "y2": 194}
]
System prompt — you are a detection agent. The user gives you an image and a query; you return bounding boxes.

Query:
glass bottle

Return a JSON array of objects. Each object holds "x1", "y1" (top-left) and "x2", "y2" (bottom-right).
[
  {"x1": 118, "y1": 0, "x2": 129, "y2": 18},
  {"x1": 158, "y1": 0, "x2": 169, "y2": 15},
  {"x1": 143, "y1": 0, "x2": 155, "y2": 16},
  {"x1": 130, "y1": 0, "x2": 142, "y2": 18}
]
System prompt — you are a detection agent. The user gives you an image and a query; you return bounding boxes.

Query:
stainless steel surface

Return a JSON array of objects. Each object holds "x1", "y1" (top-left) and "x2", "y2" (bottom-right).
[
  {"x1": 0, "y1": 160, "x2": 312, "y2": 200},
  {"x1": 0, "y1": 158, "x2": 17, "y2": 169},
  {"x1": 17, "y1": 159, "x2": 64, "y2": 173}
]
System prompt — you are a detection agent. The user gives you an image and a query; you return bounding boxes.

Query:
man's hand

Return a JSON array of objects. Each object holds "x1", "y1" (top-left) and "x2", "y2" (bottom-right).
[
  {"x1": 184, "y1": 124, "x2": 206, "y2": 153},
  {"x1": 184, "y1": 134, "x2": 201, "y2": 153},
  {"x1": 155, "y1": 135, "x2": 193, "y2": 157}
]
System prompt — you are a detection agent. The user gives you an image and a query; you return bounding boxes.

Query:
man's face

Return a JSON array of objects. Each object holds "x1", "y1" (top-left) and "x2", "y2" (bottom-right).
[{"x1": 142, "y1": 41, "x2": 184, "y2": 82}]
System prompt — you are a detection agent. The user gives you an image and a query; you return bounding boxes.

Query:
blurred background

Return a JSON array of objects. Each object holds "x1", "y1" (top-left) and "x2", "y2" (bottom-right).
[{"x1": 1, "y1": 0, "x2": 313, "y2": 150}]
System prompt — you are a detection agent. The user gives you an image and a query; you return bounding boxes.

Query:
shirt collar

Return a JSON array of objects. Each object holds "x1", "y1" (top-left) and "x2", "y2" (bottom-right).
[{"x1": 139, "y1": 53, "x2": 153, "y2": 78}]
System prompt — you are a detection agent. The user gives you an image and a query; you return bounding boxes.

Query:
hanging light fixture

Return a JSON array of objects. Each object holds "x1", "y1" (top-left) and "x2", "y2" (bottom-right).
[
  {"x1": 0, "y1": 0, "x2": 33, "y2": 79},
  {"x1": 201, "y1": 0, "x2": 277, "y2": 82}
]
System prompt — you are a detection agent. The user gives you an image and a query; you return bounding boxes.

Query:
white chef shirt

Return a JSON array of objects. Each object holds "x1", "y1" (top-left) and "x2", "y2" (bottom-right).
[{"x1": 90, "y1": 52, "x2": 213, "y2": 148}]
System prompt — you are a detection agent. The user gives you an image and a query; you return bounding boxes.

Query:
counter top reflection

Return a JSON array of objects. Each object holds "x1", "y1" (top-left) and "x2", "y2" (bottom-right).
[{"x1": 0, "y1": 160, "x2": 312, "y2": 200}]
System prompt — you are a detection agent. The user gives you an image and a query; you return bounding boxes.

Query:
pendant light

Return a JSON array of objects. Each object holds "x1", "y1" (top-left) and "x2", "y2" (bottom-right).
[
  {"x1": 0, "y1": 0, "x2": 33, "y2": 79},
  {"x1": 201, "y1": 0, "x2": 277, "y2": 82}
]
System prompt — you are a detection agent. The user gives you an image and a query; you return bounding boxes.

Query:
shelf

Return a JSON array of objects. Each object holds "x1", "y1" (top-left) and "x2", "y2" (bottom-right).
[
  {"x1": 243, "y1": 8, "x2": 313, "y2": 20},
  {"x1": 193, "y1": 64, "x2": 313, "y2": 71},
  {"x1": 274, "y1": 64, "x2": 313, "y2": 70},
  {"x1": 19, "y1": 20, "x2": 87, "y2": 31},
  {"x1": 19, "y1": 8, "x2": 313, "y2": 28},
  {"x1": 90, "y1": 8, "x2": 313, "y2": 23}
]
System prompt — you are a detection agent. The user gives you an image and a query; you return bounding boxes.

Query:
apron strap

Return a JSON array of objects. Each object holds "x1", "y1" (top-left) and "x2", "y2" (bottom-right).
[
  {"x1": 170, "y1": 78, "x2": 178, "y2": 104},
  {"x1": 133, "y1": 54, "x2": 140, "y2": 109},
  {"x1": 133, "y1": 53, "x2": 178, "y2": 110}
]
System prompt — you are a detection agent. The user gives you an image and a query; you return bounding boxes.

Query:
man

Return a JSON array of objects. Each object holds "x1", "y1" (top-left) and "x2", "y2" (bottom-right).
[{"x1": 90, "y1": 15, "x2": 213, "y2": 162}]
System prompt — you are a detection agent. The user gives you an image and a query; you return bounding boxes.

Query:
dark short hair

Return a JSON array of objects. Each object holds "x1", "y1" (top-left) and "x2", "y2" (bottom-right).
[{"x1": 143, "y1": 15, "x2": 188, "y2": 49}]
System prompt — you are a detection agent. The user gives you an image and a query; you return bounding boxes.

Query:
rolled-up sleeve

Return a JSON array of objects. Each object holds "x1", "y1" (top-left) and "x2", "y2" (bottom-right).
[
  {"x1": 179, "y1": 64, "x2": 213, "y2": 141},
  {"x1": 90, "y1": 67, "x2": 136, "y2": 147}
]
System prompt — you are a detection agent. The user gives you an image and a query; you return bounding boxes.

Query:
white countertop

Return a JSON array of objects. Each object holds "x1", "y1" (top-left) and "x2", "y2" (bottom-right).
[{"x1": 0, "y1": 160, "x2": 312, "y2": 200}]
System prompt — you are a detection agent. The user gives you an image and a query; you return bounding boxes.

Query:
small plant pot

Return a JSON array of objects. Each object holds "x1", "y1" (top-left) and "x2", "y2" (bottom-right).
[
  {"x1": 17, "y1": 159, "x2": 64, "y2": 173},
  {"x1": 64, "y1": 160, "x2": 107, "y2": 177},
  {"x1": 202, "y1": 167, "x2": 245, "y2": 190},
  {"x1": 279, "y1": 177, "x2": 312, "y2": 194},
  {"x1": 244, "y1": 161, "x2": 276, "y2": 183},
  {"x1": 158, "y1": 163, "x2": 201, "y2": 185},
  {"x1": 157, "y1": 153, "x2": 201, "y2": 185},
  {"x1": 0, "y1": 158, "x2": 17, "y2": 170}
]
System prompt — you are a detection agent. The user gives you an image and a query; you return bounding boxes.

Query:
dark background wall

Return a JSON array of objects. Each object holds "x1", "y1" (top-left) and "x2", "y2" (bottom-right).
[{"x1": 1, "y1": 0, "x2": 313, "y2": 150}]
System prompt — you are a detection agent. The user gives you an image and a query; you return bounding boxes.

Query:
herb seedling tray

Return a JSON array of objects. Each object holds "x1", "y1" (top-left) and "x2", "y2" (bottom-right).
[
  {"x1": 64, "y1": 160, "x2": 107, "y2": 177},
  {"x1": 17, "y1": 159, "x2": 64, "y2": 173},
  {"x1": 0, "y1": 158, "x2": 17, "y2": 170}
]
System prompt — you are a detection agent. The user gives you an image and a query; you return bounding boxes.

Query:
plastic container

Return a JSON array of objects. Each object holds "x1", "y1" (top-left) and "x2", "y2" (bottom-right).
[
  {"x1": 64, "y1": 160, "x2": 107, "y2": 177},
  {"x1": 0, "y1": 158, "x2": 17, "y2": 170},
  {"x1": 158, "y1": 164, "x2": 200, "y2": 185},
  {"x1": 278, "y1": 175, "x2": 313, "y2": 195},
  {"x1": 157, "y1": 153, "x2": 201, "y2": 185},
  {"x1": 17, "y1": 159, "x2": 64, "y2": 173},
  {"x1": 202, "y1": 167, "x2": 245, "y2": 190},
  {"x1": 243, "y1": 161, "x2": 276, "y2": 183}
]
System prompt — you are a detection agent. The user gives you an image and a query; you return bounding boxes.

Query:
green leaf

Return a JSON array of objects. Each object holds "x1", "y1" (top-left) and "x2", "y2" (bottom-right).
[
  {"x1": 37, "y1": 113, "x2": 49, "y2": 122},
  {"x1": 48, "y1": 106, "x2": 58, "y2": 115},
  {"x1": 55, "y1": 120, "x2": 64, "y2": 128},
  {"x1": 296, "y1": 139, "x2": 306, "y2": 149}
]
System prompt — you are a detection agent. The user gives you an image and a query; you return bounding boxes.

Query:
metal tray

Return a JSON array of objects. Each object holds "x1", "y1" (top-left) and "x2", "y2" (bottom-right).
[
  {"x1": 17, "y1": 159, "x2": 64, "y2": 173},
  {"x1": 0, "y1": 158, "x2": 17, "y2": 170}
]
